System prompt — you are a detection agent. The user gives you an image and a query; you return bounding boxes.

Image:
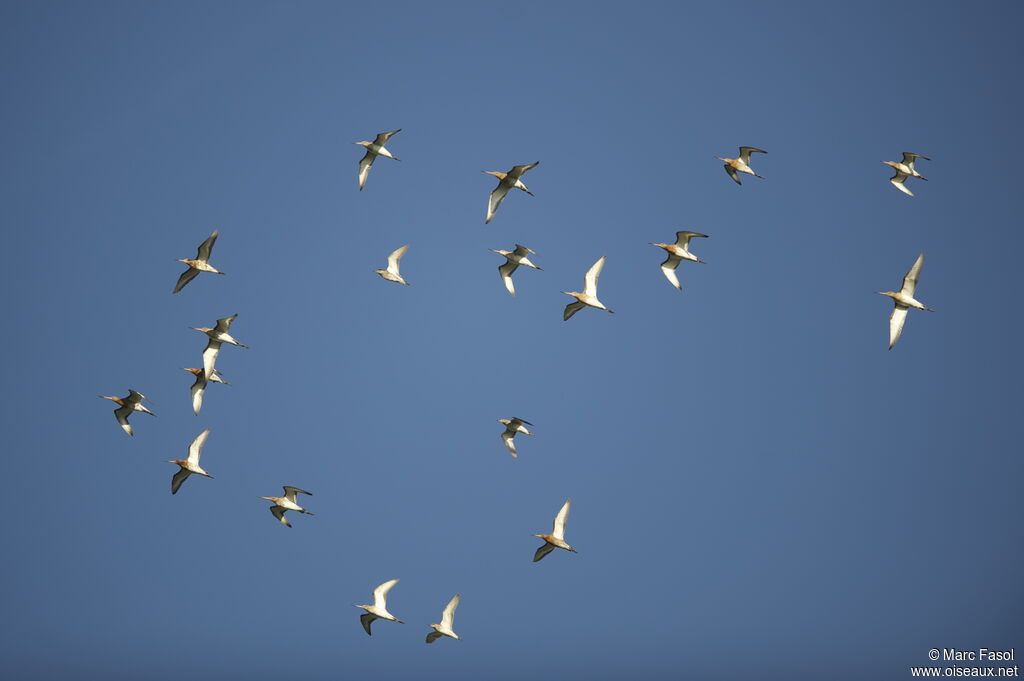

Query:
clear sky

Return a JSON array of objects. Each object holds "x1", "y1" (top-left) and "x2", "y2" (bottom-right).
[{"x1": 2, "y1": 2, "x2": 1022, "y2": 680}]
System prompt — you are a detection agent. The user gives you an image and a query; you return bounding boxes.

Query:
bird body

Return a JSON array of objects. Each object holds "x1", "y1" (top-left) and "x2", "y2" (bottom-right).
[
  {"x1": 719, "y1": 146, "x2": 766, "y2": 184},
  {"x1": 355, "y1": 579, "x2": 403, "y2": 635},
  {"x1": 533, "y1": 499, "x2": 576, "y2": 562},
  {"x1": 261, "y1": 486, "x2": 314, "y2": 528},
  {"x1": 492, "y1": 244, "x2": 542, "y2": 295},
  {"x1": 168, "y1": 428, "x2": 214, "y2": 494},
  {"x1": 563, "y1": 256, "x2": 613, "y2": 319},
  {"x1": 99, "y1": 390, "x2": 155, "y2": 436},
  {"x1": 194, "y1": 314, "x2": 248, "y2": 348},
  {"x1": 651, "y1": 231, "x2": 708, "y2": 290},
  {"x1": 497, "y1": 417, "x2": 533, "y2": 457},
  {"x1": 355, "y1": 129, "x2": 401, "y2": 190},
  {"x1": 484, "y1": 162, "x2": 539, "y2": 223},
  {"x1": 426, "y1": 594, "x2": 461, "y2": 643},
  {"x1": 878, "y1": 252, "x2": 933, "y2": 349},
  {"x1": 882, "y1": 152, "x2": 930, "y2": 196},
  {"x1": 375, "y1": 244, "x2": 410, "y2": 285},
  {"x1": 173, "y1": 230, "x2": 223, "y2": 293}
]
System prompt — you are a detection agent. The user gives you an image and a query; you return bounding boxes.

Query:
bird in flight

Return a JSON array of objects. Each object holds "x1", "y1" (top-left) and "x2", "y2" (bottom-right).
[
  {"x1": 260, "y1": 486, "x2": 314, "y2": 528},
  {"x1": 882, "y1": 152, "x2": 930, "y2": 197},
  {"x1": 354, "y1": 579, "x2": 403, "y2": 635},
  {"x1": 355, "y1": 129, "x2": 401, "y2": 191},
  {"x1": 718, "y1": 146, "x2": 767, "y2": 185},
  {"x1": 533, "y1": 499, "x2": 577, "y2": 562},
  {"x1": 168, "y1": 428, "x2": 214, "y2": 495},
  {"x1": 491, "y1": 244, "x2": 542, "y2": 296},
  {"x1": 375, "y1": 245, "x2": 411, "y2": 285},
  {"x1": 563, "y1": 256, "x2": 613, "y2": 320},
  {"x1": 497, "y1": 417, "x2": 534, "y2": 458},
  {"x1": 426, "y1": 594, "x2": 461, "y2": 644},
  {"x1": 650, "y1": 231, "x2": 708, "y2": 290},
  {"x1": 99, "y1": 389, "x2": 155, "y2": 436},
  {"x1": 182, "y1": 367, "x2": 229, "y2": 416},
  {"x1": 878, "y1": 252, "x2": 933, "y2": 349},
  {"x1": 484, "y1": 161, "x2": 539, "y2": 223},
  {"x1": 172, "y1": 230, "x2": 224, "y2": 293},
  {"x1": 193, "y1": 314, "x2": 248, "y2": 379}
]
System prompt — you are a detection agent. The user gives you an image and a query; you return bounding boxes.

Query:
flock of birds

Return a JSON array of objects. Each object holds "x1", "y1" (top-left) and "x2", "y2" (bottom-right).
[{"x1": 99, "y1": 129, "x2": 934, "y2": 643}]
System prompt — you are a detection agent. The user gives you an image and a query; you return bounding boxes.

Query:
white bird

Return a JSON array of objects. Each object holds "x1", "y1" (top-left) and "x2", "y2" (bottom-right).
[
  {"x1": 99, "y1": 390, "x2": 155, "y2": 436},
  {"x1": 426, "y1": 594, "x2": 461, "y2": 644},
  {"x1": 878, "y1": 252, "x2": 933, "y2": 349},
  {"x1": 168, "y1": 428, "x2": 214, "y2": 495},
  {"x1": 375, "y1": 245, "x2": 410, "y2": 285},
  {"x1": 484, "y1": 162, "x2": 539, "y2": 224},
  {"x1": 497, "y1": 417, "x2": 533, "y2": 458},
  {"x1": 355, "y1": 129, "x2": 401, "y2": 191},
  {"x1": 563, "y1": 256, "x2": 613, "y2": 320},
  {"x1": 718, "y1": 146, "x2": 767, "y2": 184},
  {"x1": 491, "y1": 244, "x2": 542, "y2": 296},
  {"x1": 882, "y1": 152, "x2": 930, "y2": 196},
  {"x1": 533, "y1": 499, "x2": 577, "y2": 562},
  {"x1": 194, "y1": 314, "x2": 248, "y2": 378},
  {"x1": 354, "y1": 579, "x2": 404, "y2": 635},
  {"x1": 172, "y1": 230, "x2": 223, "y2": 293},
  {"x1": 182, "y1": 367, "x2": 229, "y2": 416},
  {"x1": 260, "y1": 486, "x2": 314, "y2": 528},
  {"x1": 650, "y1": 231, "x2": 708, "y2": 290}
]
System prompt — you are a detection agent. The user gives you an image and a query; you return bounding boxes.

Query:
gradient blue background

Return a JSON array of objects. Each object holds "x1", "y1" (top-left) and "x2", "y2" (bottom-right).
[{"x1": 2, "y1": 2, "x2": 1021, "y2": 679}]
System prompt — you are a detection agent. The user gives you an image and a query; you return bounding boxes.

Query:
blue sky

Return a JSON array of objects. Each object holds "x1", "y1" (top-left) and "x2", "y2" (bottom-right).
[{"x1": 2, "y1": 2, "x2": 1022, "y2": 679}]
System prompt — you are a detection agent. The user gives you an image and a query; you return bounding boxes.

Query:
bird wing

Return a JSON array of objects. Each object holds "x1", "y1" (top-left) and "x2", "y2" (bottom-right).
[
  {"x1": 675, "y1": 231, "x2": 707, "y2": 247},
  {"x1": 889, "y1": 304, "x2": 909, "y2": 350},
  {"x1": 660, "y1": 255, "x2": 682, "y2": 290},
  {"x1": 283, "y1": 486, "x2": 311, "y2": 502},
  {"x1": 498, "y1": 261, "x2": 518, "y2": 296},
  {"x1": 127, "y1": 390, "x2": 149, "y2": 406},
  {"x1": 187, "y1": 428, "x2": 211, "y2": 466},
  {"x1": 889, "y1": 171, "x2": 913, "y2": 196},
  {"x1": 486, "y1": 183, "x2": 511, "y2": 224},
  {"x1": 440, "y1": 594, "x2": 460, "y2": 629},
  {"x1": 738, "y1": 146, "x2": 766, "y2": 164},
  {"x1": 501, "y1": 430, "x2": 518, "y2": 457},
  {"x1": 563, "y1": 300, "x2": 586, "y2": 321},
  {"x1": 358, "y1": 151, "x2": 375, "y2": 190},
  {"x1": 214, "y1": 314, "x2": 237, "y2": 333},
  {"x1": 511, "y1": 417, "x2": 533, "y2": 427},
  {"x1": 114, "y1": 405, "x2": 133, "y2": 435},
  {"x1": 901, "y1": 151, "x2": 929, "y2": 167},
  {"x1": 373, "y1": 579, "x2": 399, "y2": 609},
  {"x1": 374, "y1": 129, "x2": 401, "y2": 146},
  {"x1": 513, "y1": 244, "x2": 535, "y2": 256},
  {"x1": 583, "y1": 256, "x2": 606, "y2": 297},
  {"x1": 552, "y1": 499, "x2": 571, "y2": 539},
  {"x1": 425, "y1": 631, "x2": 443, "y2": 644},
  {"x1": 196, "y1": 230, "x2": 219, "y2": 261},
  {"x1": 724, "y1": 164, "x2": 741, "y2": 185},
  {"x1": 387, "y1": 245, "x2": 409, "y2": 276},
  {"x1": 533, "y1": 542, "x2": 555, "y2": 562},
  {"x1": 271, "y1": 506, "x2": 292, "y2": 527},
  {"x1": 202, "y1": 340, "x2": 222, "y2": 379},
  {"x1": 360, "y1": 613, "x2": 377, "y2": 636},
  {"x1": 190, "y1": 371, "x2": 207, "y2": 415},
  {"x1": 172, "y1": 267, "x2": 200, "y2": 294},
  {"x1": 170, "y1": 468, "x2": 191, "y2": 495},
  {"x1": 508, "y1": 161, "x2": 539, "y2": 181},
  {"x1": 900, "y1": 253, "x2": 925, "y2": 296}
]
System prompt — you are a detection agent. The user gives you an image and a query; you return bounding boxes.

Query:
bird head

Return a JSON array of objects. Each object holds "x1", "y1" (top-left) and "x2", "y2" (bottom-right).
[
  {"x1": 99, "y1": 395, "x2": 122, "y2": 404},
  {"x1": 192, "y1": 327, "x2": 213, "y2": 333},
  {"x1": 483, "y1": 170, "x2": 506, "y2": 180},
  {"x1": 354, "y1": 141, "x2": 371, "y2": 148}
]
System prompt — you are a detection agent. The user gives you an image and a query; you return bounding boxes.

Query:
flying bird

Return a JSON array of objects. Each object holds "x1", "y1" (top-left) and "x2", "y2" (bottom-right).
[
  {"x1": 533, "y1": 498, "x2": 577, "y2": 562},
  {"x1": 355, "y1": 129, "x2": 401, "y2": 190},
  {"x1": 718, "y1": 146, "x2": 767, "y2": 185},
  {"x1": 375, "y1": 244, "x2": 410, "y2": 285},
  {"x1": 260, "y1": 486, "x2": 314, "y2": 528},
  {"x1": 99, "y1": 390, "x2": 155, "y2": 436},
  {"x1": 882, "y1": 152, "x2": 930, "y2": 197},
  {"x1": 169, "y1": 428, "x2": 214, "y2": 495},
  {"x1": 426, "y1": 594, "x2": 461, "y2": 644},
  {"x1": 497, "y1": 417, "x2": 533, "y2": 458},
  {"x1": 651, "y1": 231, "x2": 708, "y2": 290},
  {"x1": 194, "y1": 314, "x2": 248, "y2": 378},
  {"x1": 484, "y1": 161, "x2": 539, "y2": 223},
  {"x1": 354, "y1": 579, "x2": 403, "y2": 635},
  {"x1": 172, "y1": 229, "x2": 223, "y2": 293},
  {"x1": 878, "y1": 252, "x2": 933, "y2": 349},
  {"x1": 182, "y1": 367, "x2": 229, "y2": 416},
  {"x1": 563, "y1": 256, "x2": 613, "y2": 320},
  {"x1": 491, "y1": 244, "x2": 542, "y2": 296}
]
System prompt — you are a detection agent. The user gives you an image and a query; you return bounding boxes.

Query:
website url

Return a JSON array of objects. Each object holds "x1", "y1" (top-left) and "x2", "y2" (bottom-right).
[{"x1": 911, "y1": 666, "x2": 1020, "y2": 677}]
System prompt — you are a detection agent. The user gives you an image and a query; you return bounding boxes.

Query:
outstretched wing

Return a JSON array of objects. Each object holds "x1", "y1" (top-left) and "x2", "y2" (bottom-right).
[
  {"x1": 900, "y1": 253, "x2": 925, "y2": 296},
  {"x1": 738, "y1": 146, "x2": 767, "y2": 164},
  {"x1": 425, "y1": 631, "x2": 443, "y2": 644},
  {"x1": 373, "y1": 129, "x2": 401, "y2": 146},
  {"x1": 360, "y1": 613, "x2": 377, "y2": 636},
  {"x1": 358, "y1": 151, "x2": 375, "y2": 190},
  {"x1": 187, "y1": 428, "x2": 211, "y2": 466},
  {"x1": 271, "y1": 506, "x2": 292, "y2": 528},
  {"x1": 498, "y1": 261, "x2": 518, "y2": 296},
  {"x1": 501, "y1": 431, "x2": 518, "y2": 457},
  {"x1": 172, "y1": 267, "x2": 200, "y2": 294},
  {"x1": 563, "y1": 300, "x2": 586, "y2": 321},
  {"x1": 660, "y1": 254, "x2": 682, "y2": 290},
  {"x1": 889, "y1": 171, "x2": 913, "y2": 196},
  {"x1": 440, "y1": 594, "x2": 460, "y2": 629},
  {"x1": 888, "y1": 304, "x2": 910, "y2": 350},
  {"x1": 583, "y1": 256, "x2": 606, "y2": 297},
  {"x1": 170, "y1": 468, "x2": 191, "y2": 495},
  {"x1": 387, "y1": 245, "x2": 409, "y2": 275},
  {"x1": 901, "y1": 151, "x2": 929, "y2": 166},
  {"x1": 373, "y1": 579, "x2": 399, "y2": 609},
  {"x1": 486, "y1": 183, "x2": 510, "y2": 224},
  {"x1": 196, "y1": 230, "x2": 219, "y2": 261},
  {"x1": 114, "y1": 405, "x2": 133, "y2": 436},
  {"x1": 283, "y1": 486, "x2": 312, "y2": 502},
  {"x1": 552, "y1": 499, "x2": 571, "y2": 539},
  {"x1": 214, "y1": 314, "x2": 237, "y2": 334},
  {"x1": 533, "y1": 542, "x2": 555, "y2": 563},
  {"x1": 190, "y1": 371, "x2": 207, "y2": 415},
  {"x1": 202, "y1": 340, "x2": 222, "y2": 379},
  {"x1": 724, "y1": 163, "x2": 741, "y2": 185}
]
